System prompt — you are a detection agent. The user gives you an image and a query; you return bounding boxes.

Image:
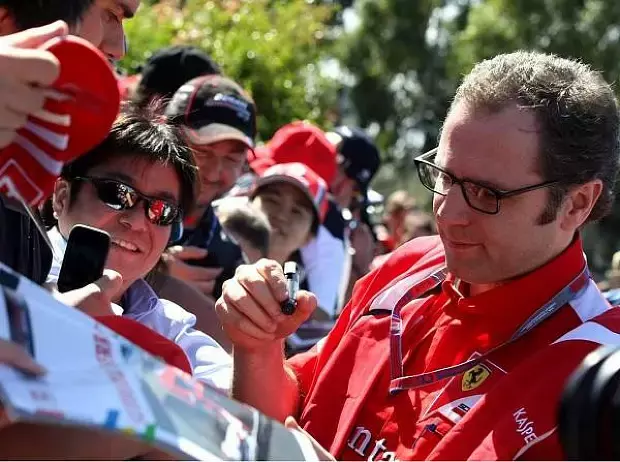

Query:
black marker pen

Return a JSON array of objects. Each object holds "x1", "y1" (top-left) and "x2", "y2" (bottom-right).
[{"x1": 281, "y1": 261, "x2": 299, "y2": 315}]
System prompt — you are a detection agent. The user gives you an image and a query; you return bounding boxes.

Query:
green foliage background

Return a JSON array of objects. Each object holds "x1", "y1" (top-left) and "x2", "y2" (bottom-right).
[{"x1": 120, "y1": 0, "x2": 340, "y2": 141}]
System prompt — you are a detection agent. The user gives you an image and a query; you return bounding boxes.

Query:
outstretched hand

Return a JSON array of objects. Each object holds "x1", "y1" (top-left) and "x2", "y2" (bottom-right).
[{"x1": 0, "y1": 21, "x2": 68, "y2": 149}]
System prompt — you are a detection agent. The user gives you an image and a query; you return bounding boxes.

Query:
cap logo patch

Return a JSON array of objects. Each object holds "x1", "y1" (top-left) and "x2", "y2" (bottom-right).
[
  {"x1": 166, "y1": 86, "x2": 192, "y2": 114},
  {"x1": 207, "y1": 93, "x2": 252, "y2": 122},
  {"x1": 358, "y1": 169, "x2": 371, "y2": 182}
]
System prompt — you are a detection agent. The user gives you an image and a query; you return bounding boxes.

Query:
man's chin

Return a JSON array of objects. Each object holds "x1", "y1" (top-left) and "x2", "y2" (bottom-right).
[
  {"x1": 445, "y1": 254, "x2": 483, "y2": 282},
  {"x1": 199, "y1": 189, "x2": 227, "y2": 206},
  {"x1": 197, "y1": 194, "x2": 215, "y2": 206},
  {"x1": 447, "y1": 259, "x2": 507, "y2": 288}
]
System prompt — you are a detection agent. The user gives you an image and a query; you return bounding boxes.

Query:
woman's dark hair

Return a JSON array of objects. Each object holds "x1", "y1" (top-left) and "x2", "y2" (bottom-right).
[{"x1": 58, "y1": 101, "x2": 198, "y2": 217}]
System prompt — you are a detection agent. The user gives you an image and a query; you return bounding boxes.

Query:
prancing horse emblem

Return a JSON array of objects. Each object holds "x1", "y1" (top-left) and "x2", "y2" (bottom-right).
[{"x1": 462, "y1": 364, "x2": 491, "y2": 391}]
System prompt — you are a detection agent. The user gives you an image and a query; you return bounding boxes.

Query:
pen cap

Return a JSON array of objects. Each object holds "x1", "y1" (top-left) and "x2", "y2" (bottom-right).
[{"x1": 283, "y1": 261, "x2": 298, "y2": 276}]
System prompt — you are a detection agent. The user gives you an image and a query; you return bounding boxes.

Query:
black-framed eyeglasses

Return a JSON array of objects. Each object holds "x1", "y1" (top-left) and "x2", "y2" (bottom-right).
[
  {"x1": 74, "y1": 176, "x2": 182, "y2": 226},
  {"x1": 413, "y1": 148, "x2": 559, "y2": 215}
]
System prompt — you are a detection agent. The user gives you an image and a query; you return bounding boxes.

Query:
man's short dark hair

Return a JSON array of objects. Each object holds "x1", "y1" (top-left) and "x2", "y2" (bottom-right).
[
  {"x1": 451, "y1": 51, "x2": 620, "y2": 224},
  {"x1": 60, "y1": 101, "x2": 198, "y2": 216},
  {"x1": 0, "y1": 0, "x2": 94, "y2": 30},
  {"x1": 134, "y1": 46, "x2": 221, "y2": 108}
]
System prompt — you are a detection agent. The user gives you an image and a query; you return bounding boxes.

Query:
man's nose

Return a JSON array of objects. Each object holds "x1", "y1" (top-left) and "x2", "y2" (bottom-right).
[
  {"x1": 119, "y1": 204, "x2": 148, "y2": 231},
  {"x1": 100, "y1": 27, "x2": 126, "y2": 61},
  {"x1": 202, "y1": 157, "x2": 225, "y2": 183},
  {"x1": 270, "y1": 204, "x2": 290, "y2": 225},
  {"x1": 434, "y1": 185, "x2": 471, "y2": 227}
]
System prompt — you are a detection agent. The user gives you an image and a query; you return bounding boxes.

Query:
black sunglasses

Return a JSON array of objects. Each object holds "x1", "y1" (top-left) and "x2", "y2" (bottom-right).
[
  {"x1": 74, "y1": 176, "x2": 182, "y2": 226},
  {"x1": 414, "y1": 148, "x2": 559, "y2": 215}
]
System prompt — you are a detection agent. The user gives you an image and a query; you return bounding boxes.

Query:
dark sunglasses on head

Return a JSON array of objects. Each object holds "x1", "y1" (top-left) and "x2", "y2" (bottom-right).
[{"x1": 73, "y1": 176, "x2": 182, "y2": 226}]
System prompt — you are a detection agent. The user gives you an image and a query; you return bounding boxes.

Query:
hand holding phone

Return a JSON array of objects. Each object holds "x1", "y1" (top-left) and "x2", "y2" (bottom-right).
[
  {"x1": 53, "y1": 269, "x2": 122, "y2": 317},
  {"x1": 57, "y1": 224, "x2": 110, "y2": 293}
]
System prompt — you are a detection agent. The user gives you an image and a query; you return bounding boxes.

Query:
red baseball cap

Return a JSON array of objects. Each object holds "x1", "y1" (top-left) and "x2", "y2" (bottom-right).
[
  {"x1": 252, "y1": 162, "x2": 329, "y2": 227},
  {"x1": 248, "y1": 150, "x2": 275, "y2": 176},
  {"x1": 0, "y1": 36, "x2": 120, "y2": 206},
  {"x1": 258, "y1": 121, "x2": 337, "y2": 184}
]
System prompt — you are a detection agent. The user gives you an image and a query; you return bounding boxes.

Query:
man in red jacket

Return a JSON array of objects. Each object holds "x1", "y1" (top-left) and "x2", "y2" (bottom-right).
[{"x1": 216, "y1": 50, "x2": 620, "y2": 460}]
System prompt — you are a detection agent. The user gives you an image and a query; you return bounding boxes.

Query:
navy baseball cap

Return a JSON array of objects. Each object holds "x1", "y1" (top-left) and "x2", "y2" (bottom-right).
[{"x1": 326, "y1": 126, "x2": 381, "y2": 193}]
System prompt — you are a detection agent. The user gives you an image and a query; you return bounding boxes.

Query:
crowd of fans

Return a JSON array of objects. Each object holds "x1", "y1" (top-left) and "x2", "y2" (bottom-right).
[{"x1": 2, "y1": 0, "x2": 620, "y2": 460}]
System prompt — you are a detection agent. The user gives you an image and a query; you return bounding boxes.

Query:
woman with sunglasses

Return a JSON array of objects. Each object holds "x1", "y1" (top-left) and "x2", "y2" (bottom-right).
[{"x1": 44, "y1": 105, "x2": 232, "y2": 391}]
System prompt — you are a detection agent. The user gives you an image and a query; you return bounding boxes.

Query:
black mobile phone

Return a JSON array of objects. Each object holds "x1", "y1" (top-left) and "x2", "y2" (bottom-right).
[
  {"x1": 4, "y1": 286, "x2": 35, "y2": 358},
  {"x1": 57, "y1": 224, "x2": 110, "y2": 293}
]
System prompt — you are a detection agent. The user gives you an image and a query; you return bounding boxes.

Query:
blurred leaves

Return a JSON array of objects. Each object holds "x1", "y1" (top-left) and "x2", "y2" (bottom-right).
[
  {"x1": 336, "y1": 0, "x2": 460, "y2": 203},
  {"x1": 120, "y1": 0, "x2": 340, "y2": 140},
  {"x1": 449, "y1": 0, "x2": 620, "y2": 84}
]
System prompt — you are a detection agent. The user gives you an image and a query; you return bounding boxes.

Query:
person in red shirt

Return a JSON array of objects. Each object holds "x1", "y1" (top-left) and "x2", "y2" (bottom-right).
[{"x1": 215, "y1": 50, "x2": 620, "y2": 460}]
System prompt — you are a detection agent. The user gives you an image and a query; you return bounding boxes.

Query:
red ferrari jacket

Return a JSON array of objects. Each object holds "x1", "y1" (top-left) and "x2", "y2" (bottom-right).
[{"x1": 288, "y1": 236, "x2": 619, "y2": 460}]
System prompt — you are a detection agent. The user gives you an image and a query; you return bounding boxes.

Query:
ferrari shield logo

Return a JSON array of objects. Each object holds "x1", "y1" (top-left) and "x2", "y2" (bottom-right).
[{"x1": 462, "y1": 364, "x2": 491, "y2": 391}]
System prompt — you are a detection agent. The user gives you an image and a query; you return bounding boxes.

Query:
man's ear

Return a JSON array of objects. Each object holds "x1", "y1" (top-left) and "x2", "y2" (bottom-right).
[
  {"x1": 52, "y1": 178, "x2": 70, "y2": 218},
  {"x1": 0, "y1": 8, "x2": 19, "y2": 36},
  {"x1": 560, "y1": 179, "x2": 603, "y2": 230}
]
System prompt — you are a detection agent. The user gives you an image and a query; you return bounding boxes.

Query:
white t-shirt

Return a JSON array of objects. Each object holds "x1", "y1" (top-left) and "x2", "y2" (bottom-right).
[{"x1": 300, "y1": 224, "x2": 348, "y2": 317}]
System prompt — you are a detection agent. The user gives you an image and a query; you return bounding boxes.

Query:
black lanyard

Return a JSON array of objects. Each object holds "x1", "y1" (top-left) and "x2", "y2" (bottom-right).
[{"x1": 388, "y1": 265, "x2": 591, "y2": 394}]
